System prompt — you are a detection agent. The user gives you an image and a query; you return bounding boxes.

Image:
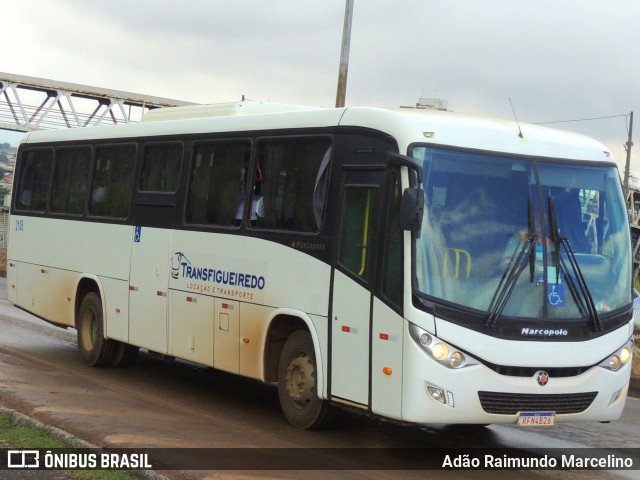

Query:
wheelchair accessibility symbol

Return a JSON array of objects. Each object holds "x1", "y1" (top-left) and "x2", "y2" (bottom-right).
[{"x1": 548, "y1": 284, "x2": 565, "y2": 307}]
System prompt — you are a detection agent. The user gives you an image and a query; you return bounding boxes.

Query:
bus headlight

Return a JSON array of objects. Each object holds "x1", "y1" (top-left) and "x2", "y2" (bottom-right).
[
  {"x1": 609, "y1": 355, "x2": 621, "y2": 371},
  {"x1": 432, "y1": 343, "x2": 449, "y2": 360},
  {"x1": 409, "y1": 323, "x2": 478, "y2": 369},
  {"x1": 620, "y1": 346, "x2": 631, "y2": 364},
  {"x1": 450, "y1": 351, "x2": 465, "y2": 368},
  {"x1": 599, "y1": 340, "x2": 633, "y2": 371}
]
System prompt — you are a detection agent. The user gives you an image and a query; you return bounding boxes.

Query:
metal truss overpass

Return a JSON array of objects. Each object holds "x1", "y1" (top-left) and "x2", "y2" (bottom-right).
[{"x1": 0, "y1": 72, "x2": 196, "y2": 133}]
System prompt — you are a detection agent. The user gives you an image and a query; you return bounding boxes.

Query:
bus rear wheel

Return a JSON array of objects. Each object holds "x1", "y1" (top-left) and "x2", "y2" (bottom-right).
[
  {"x1": 77, "y1": 292, "x2": 115, "y2": 367},
  {"x1": 110, "y1": 341, "x2": 139, "y2": 367},
  {"x1": 277, "y1": 330, "x2": 336, "y2": 429}
]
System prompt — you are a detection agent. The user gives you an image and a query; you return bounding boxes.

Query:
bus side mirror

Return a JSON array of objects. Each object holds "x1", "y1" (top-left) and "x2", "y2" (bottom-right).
[{"x1": 400, "y1": 188, "x2": 424, "y2": 232}]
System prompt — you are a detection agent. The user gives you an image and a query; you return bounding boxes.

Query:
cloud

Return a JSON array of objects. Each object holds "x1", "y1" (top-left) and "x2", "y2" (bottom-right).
[{"x1": 1, "y1": 0, "x2": 639, "y2": 169}]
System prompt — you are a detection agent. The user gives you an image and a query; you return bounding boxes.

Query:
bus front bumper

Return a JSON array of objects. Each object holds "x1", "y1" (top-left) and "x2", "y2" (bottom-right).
[{"x1": 400, "y1": 335, "x2": 631, "y2": 425}]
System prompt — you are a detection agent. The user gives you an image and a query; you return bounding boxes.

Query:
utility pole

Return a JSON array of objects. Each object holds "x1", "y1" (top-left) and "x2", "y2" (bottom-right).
[
  {"x1": 335, "y1": 0, "x2": 354, "y2": 108},
  {"x1": 624, "y1": 111, "x2": 634, "y2": 199}
]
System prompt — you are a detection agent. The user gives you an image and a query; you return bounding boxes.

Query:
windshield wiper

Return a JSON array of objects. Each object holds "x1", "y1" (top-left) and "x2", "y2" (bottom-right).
[
  {"x1": 548, "y1": 196, "x2": 602, "y2": 331},
  {"x1": 485, "y1": 196, "x2": 537, "y2": 328}
]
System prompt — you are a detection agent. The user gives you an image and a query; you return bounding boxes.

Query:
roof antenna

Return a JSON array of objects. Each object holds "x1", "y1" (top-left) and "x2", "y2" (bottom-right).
[{"x1": 509, "y1": 97, "x2": 524, "y2": 138}]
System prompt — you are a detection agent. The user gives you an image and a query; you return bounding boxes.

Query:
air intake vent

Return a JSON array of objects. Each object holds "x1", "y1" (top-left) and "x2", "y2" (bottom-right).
[{"x1": 141, "y1": 101, "x2": 317, "y2": 122}]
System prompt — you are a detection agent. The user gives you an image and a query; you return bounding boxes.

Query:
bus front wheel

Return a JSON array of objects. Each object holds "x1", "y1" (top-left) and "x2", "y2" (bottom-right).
[
  {"x1": 277, "y1": 330, "x2": 336, "y2": 429},
  {"x1": 77, "y1": 292, "x2": 115, "y2": 367}
]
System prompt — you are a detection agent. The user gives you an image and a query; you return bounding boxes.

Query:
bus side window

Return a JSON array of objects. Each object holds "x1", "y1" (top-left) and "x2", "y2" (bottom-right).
[
  {"x1": 51, "y1": 146, "x2": 91, "y2": 215},
  {"x1": 381, "y1": 171, "x2": 403, "y2": 307},
  {"x1": 253, "y1": 138, "x2": 332, "y2": 232},
  {"x1": 185, "y1": 141, "x2": 249, "y2": 226},
  {"x1": 89, "y1": 144, "x2": 136, "y2": 218},
  {"x1": 338, "y1": 186, "x2": 378, "y2": 281},
  {"x1": 15, "y1": 148, "x2": 53, "y2": 212},
  {"x1": 140, "y1": 143, "x2": 182, "y2": 193}
]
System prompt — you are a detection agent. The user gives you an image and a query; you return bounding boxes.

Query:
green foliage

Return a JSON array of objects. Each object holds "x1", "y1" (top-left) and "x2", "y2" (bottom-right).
[{"x1": 0, "y1": 414, "x2": 71, "y2": 448}]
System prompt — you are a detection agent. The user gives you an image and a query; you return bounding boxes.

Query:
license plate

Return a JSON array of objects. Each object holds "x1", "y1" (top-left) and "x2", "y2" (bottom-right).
[{"x1": 517, "y1": 412, "x2": 555, "y2": 426}]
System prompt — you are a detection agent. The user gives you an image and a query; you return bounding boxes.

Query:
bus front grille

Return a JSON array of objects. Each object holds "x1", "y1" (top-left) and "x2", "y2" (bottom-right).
[
  {"x1": 478, "y1": 391, "x2": 598, "y2": 415},
  {"x1": 487, "y1": 364, "x2": 592, "y2": 378}
]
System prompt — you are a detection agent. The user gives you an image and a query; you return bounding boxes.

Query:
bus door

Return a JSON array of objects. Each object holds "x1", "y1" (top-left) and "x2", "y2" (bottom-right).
[
  {"x1": 128, "y1": 142, "x2": 182, "y2": 353},
  {"x1": 128, "y1": 201, "x2": 175, "y2": 354},
  {"x1": 330, "y1": 167, "x2": 386, "y2": 407}
]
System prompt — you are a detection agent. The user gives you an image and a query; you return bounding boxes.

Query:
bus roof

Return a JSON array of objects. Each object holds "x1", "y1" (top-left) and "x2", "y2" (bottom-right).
[
  {"x1": 140, "y1": 101, "x2": 321, "y2": 122},
  {"x1": 20, "y1": 103, "x2": 612, "y2": 163},
  {"x1": 341, "y1": 107, "x2": 613, "y2": 162}
]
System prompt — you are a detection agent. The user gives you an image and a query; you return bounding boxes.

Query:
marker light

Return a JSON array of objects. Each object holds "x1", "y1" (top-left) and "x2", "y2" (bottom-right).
[
  {"x1": 425, "y1": 383, "x2": 455, "y2": 407},
  {"x1": 419, "y1": 333, "x2": 432, "y2": 346},
  {"x1": 426, "y1": 385, "x2": 446, "y2": 404},
  {"x1": 609, "y1": 388, "x2": 622, "y2": 406}
]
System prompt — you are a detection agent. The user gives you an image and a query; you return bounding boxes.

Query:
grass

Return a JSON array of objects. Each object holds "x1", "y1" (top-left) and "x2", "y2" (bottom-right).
[{"x1": 0, "y1": 413, "x2": 145, "y2": 480}]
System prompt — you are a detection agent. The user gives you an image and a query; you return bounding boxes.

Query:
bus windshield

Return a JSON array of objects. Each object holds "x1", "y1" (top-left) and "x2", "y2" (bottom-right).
[{"x1": 411, "y1": 146, "x2": 632, "y2": 322}]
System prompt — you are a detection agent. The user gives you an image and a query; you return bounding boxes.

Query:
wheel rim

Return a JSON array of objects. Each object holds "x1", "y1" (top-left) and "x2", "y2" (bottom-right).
[
  {"x1": 284, "y1": 351, "x2": 315, "y2": 409},
  {"x1": 80, "y1": 308, "x2": 97, "y2": 351}
]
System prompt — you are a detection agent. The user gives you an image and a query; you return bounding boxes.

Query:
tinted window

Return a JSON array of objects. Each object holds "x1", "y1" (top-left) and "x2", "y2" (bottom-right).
[
  {"x1": 140, "y1": 143, "x2": 182, "y2": 192},
  {"x1": 252, "y1": 138, "x2": 332, "y2": 232},
  {"x1": 338, "y1": 186, "x2": 378, "y2": 281},
  {"x1": 89, "y1": 144, "x2": 136, "y2": 218},
  {"x1": 186, "y1": 141, "x2": 249, "y2": 226},
  {"x1": 51, "y1": 147, "x2": 91, "y2": 215},
  {"x1": 381, "y1": 171, "x2": 403, "y2": 307},
  {"x1": 15, "y1": 148, "x2": 53, "y2": 212}
]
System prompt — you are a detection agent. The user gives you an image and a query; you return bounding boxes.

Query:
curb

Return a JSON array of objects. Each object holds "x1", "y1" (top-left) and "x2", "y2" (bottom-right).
[
  {"x1": 0, "y1": 406, "x2": 169, "y2": 480},
  {"x1": 1, "y1": 406, "x2": 95, "y2": 449}
]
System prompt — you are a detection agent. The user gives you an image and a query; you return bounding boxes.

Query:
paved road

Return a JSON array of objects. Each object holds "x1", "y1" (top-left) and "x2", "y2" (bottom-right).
[{"x1": 0, "y1": 277, "x2": 639, "y2": 479}]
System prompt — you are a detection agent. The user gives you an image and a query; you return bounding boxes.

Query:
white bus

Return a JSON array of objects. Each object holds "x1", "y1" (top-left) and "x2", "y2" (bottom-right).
[{"x1": 8, "y1": 101, "x2": 634, "y2": 429}]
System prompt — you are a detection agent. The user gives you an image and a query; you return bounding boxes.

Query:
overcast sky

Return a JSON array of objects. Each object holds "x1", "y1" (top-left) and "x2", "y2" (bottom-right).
[{"x1": 2, "y1": 0, "x2": 639, "y2": 171}]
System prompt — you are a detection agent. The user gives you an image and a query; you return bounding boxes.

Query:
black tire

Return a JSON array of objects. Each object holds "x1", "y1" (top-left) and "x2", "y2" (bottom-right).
[
  {"x1": 76, "y1": 292, "x2": 115, "y2": 367},
  {"x1": 277, "y1": 330, "x2": 336, "y2": 429},
  {"x1": 110, "y1": 341, "x2": 139, "y2": 367}
]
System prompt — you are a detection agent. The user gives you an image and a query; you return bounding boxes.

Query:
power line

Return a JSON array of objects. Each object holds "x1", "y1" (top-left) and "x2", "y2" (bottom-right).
[{"x1": 533, "y1": 113, "x2": 630, "y2": 125}]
